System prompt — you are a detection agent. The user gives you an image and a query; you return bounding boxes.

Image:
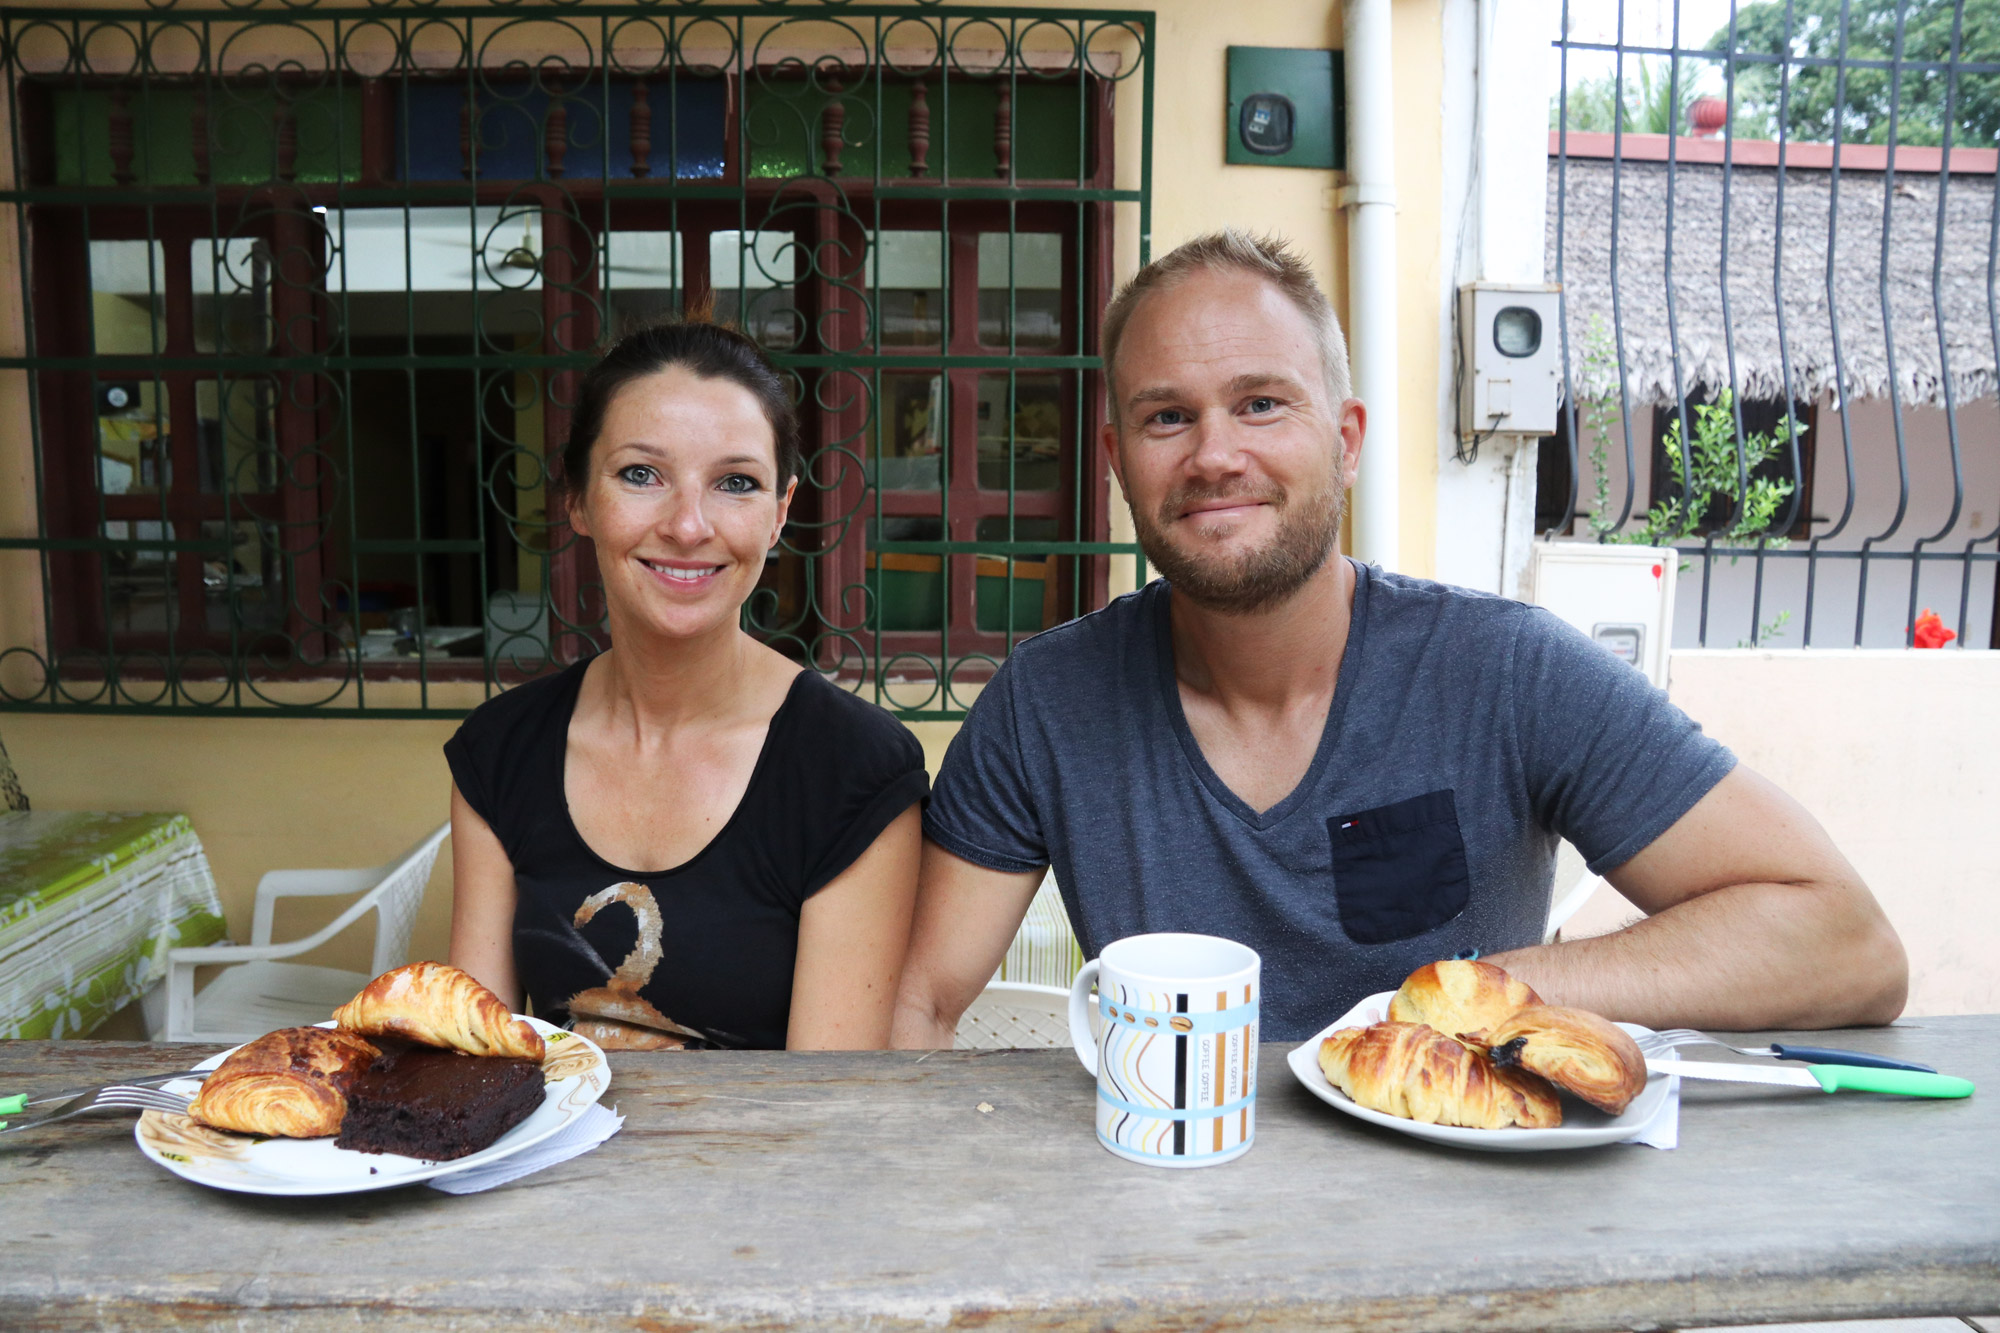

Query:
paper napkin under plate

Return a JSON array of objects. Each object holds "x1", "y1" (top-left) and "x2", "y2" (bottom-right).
[{"x1": 1621, "y1": 1071, "x2": 1680, "y2": 1149}]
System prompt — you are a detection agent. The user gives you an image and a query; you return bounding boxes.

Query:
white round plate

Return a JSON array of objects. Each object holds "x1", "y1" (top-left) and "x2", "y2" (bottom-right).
[
  {"x1": 1286, "y1": 991, "x2": 1674, "y2": 1153},
  {"x1": 134, "y1": 1017, "x2": 609, "y2": 1195}
]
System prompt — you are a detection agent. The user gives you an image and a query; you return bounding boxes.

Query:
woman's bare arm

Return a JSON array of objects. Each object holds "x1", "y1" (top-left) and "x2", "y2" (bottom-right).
[
  {"x1": 787, "y1": 804, "x2": 923, "y2": 1050},
  {"x1": 447, "y1": 782, "x2": 524, "y2": 1012}
]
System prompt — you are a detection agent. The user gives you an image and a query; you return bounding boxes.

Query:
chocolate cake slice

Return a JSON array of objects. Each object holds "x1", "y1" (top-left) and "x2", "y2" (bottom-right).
[{"x1": 334, "y1": 1041, "x2": 546, "y2": 1161}]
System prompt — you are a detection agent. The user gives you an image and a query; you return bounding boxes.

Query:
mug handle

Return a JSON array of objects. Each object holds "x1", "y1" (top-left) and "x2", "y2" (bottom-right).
[{"x1": 1068, "y1": 959, "x2": 1101, "y2": 1077}]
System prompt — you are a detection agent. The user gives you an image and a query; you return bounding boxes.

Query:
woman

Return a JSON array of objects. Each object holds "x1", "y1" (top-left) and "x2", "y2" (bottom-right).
[{"x1": 446, "y1": 321, "x2": 928, "y2": 1050}]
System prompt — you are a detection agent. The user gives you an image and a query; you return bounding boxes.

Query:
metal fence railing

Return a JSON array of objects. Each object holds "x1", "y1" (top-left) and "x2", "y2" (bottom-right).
[
  {"x1": 0, "y1": 0, "x2": 1154, "y2": 716},
  {"x1": 1544, "y1": 0, "x2": 1998, "y2": 649}
]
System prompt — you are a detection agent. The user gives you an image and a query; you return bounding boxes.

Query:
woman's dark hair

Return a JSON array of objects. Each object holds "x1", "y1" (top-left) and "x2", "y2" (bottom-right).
[{"x1": 559, "y1": 318, "x2": 800, "y2": 495}]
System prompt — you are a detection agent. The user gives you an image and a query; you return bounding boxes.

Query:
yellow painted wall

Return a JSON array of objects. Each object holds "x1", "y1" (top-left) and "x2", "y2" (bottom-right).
[
  {"x1": 1391, "y1": 0, "x2": 1443, "y2": 578},
  {"x1": 0, "y1": 0, "x2": 1448, "y2": 1023}
]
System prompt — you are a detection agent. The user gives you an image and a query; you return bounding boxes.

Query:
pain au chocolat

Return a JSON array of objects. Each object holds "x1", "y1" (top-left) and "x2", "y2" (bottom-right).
[
  {"x1": 1318, "y1": 1021, "x2": 1561, "y2": 1130},
  {"x1": 1386, "y1": 959, "x2": 1541, "y2": 1053},
  {"x1": 1486, "y1": 1004, "x2": 1649, "y2": 1115},
  {"x1": 189, "y1": 1026, "x2": 381, "y2": 1138},
  {"x1": 332, "y1": 962, "x2": 545, "y2": 1061},
  {"x1": 190, "y1": 963, "x2": 550, "y2": 1154}
]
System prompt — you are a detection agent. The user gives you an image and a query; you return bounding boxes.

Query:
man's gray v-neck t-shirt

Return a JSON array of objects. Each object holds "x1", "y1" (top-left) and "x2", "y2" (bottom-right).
[{"x1": 924, "y1": 562, "x2": 1736, "y2": 1040}]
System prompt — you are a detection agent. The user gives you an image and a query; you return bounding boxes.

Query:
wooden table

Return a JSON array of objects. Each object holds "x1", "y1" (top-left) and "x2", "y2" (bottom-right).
[{"x1": 3, "y1": 1018, "x2": 1995, "y2": 1331}]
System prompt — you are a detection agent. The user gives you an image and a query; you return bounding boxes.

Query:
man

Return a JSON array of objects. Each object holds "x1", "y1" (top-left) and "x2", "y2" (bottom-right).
[{"x1": 891, "y1": 230, "x2": 1907, "y2": 1046}]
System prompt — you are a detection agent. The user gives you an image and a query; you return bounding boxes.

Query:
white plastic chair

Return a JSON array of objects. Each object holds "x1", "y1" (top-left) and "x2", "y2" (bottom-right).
[
  {"x1": 955, "y1": 873, "x2": 1094, "y2": 1049},
  {"x1": 954, "y1": 981, "x2": 1073, "y2": 1049},
  {"x1": 995, "y1": 870, "x2": 1084, "y2": 989},
  {"x1": 151, "y1": 823, "x2": 449, "y2": 1043},
  {"x1": 1545, "y1": 838, "x2": 1606, "y2": 944}
]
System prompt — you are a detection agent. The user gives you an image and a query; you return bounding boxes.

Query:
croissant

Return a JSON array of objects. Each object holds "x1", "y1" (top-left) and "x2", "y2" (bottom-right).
[
  {"x1": 1318, "y1": 1021, "x2": 1561, "y2": 1129},
  {"x1": 1487, "y1": 1004, "x2": 1650, "y2": 1115},
  {"x1": 189, "y1": 1026, "x2": 380, "y2": 1138},
  {"x1": 332, "y1": 962, "x2": 545, "y2": 1061},
  {"x1": 1387, "y1": 959, "x2": 1541, "y2": 1052}
]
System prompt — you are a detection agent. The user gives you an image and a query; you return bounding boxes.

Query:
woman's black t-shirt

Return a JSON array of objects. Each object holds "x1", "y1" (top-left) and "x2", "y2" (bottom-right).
[{"x1": 444, "y1": 660, "x2": 929, "y2": 1050}]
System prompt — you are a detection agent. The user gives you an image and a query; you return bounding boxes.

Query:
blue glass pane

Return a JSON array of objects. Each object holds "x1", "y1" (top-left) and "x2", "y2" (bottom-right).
[{"x1": 396, "y1": 79, "x2": 725, "y2": 182}]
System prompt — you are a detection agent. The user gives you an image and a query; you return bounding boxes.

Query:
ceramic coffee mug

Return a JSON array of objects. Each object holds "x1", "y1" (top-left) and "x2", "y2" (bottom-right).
[{"x1": 1067, "y1": 932, "x2": 1261, "y2": 1168}]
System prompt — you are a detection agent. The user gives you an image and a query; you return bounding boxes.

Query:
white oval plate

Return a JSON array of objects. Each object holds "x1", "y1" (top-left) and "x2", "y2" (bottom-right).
[
  {"x1": 1286, "y1": 991, "x2": 1673, "y2": 1152},
  {"x1": 134, "y1": 1017, "x2": 609, "y2": 1195}
]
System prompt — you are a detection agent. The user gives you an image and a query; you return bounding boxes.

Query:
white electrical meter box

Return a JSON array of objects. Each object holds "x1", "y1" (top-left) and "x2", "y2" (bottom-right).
[
  {"x1": 1458, "y1": 283, "x2": 1563, "y2": 439},
  {"x1": 1525, "y1": 541, "x2": 1678, "y2": 689}
]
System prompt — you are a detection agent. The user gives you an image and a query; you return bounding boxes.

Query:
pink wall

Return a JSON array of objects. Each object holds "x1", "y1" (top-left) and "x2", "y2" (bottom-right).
[{"x1": 1561, "y1": 649, "x2": 2000, "y2": 1018}]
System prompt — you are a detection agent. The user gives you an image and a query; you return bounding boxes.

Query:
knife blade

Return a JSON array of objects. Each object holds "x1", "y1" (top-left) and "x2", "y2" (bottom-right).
[{"x1": 1649, "y1": 1059, "x2": 1974, "y2": 1098}]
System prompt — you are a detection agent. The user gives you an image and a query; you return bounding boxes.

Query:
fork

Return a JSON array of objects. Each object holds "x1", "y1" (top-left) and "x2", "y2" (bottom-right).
[
  {"x1": 1635, "y1": 1029, "x2": 1936, "y2": 1073},
  {"x1": 0, "y1": 1084, "x2": 194, "y2": 1135}
]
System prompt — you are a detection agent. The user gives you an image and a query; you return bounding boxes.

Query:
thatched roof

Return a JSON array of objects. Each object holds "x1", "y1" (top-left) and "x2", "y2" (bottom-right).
[{"x1": 1549, "y1": 155, "x2": 1999, "y2": 407}]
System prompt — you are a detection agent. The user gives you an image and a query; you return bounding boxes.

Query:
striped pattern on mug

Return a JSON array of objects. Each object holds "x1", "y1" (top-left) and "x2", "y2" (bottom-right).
[{"x1": 1095, "y1": 980, "x2": 1258, "y2": 1161}]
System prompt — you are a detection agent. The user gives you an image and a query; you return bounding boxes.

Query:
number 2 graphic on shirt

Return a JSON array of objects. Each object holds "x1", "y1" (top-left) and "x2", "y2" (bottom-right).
[{"x1": 567, "y1": 881, "x2": 706, "y2": 1042}]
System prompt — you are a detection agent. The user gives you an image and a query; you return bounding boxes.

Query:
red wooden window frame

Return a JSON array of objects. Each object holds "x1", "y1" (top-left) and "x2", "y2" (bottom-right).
[{"x1": 24, "y1": 67, "x2": 1117, "y2": 682}]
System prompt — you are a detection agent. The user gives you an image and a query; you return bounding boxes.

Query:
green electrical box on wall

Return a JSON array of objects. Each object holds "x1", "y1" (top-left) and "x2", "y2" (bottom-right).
[{"x1": 1225, "y1": 47, "x2": 1344, "y2": 169}]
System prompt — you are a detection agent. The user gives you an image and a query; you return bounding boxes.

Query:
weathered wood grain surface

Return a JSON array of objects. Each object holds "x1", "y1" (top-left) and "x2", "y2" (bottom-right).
[{"x1": 2, "y1": 1019, "x2": 1995, "y2": 1332}]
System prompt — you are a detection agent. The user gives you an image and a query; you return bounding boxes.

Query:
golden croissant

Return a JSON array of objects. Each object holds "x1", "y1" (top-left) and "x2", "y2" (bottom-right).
[
  {"x1": 189, "y1": 1026, "x2": 380, "y2": 1138},
  {"x1": 1387, "y1": 959, "x2": 1541, "y2": 1052},
  {"x1": 332, "y1": 962, "x2": 545, "y2": 1061},
  {"x1": 1486, "y1": 1004, "x2": 1650, "y2": 1115},
  {"x1": 1318, "y1": 1021, "x2": 1561, "y2": 1129}
]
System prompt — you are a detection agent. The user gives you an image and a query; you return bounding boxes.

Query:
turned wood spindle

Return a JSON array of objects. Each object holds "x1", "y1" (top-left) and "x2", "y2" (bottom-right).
[
  {"x1": 820, "y1": 76, "x2": 845, "y2": 177},
  {"x1": 458, "y1": 93, "x2": 474, "y2": 179},
  {"x1": 994, "y1": 82, "x2": 1012, "y2": 178},
  {"x1": 274, "y1": 94, "x2": 298, "y2": 182},
  {"x1": 629, "y1": 75, "x2": 652, "y2": 179},
  {"x1": 359, "y1": 77, "x2": 391, "y2": 186},
  {"x1": 907, "y1": 79, "x2": 931, "y2": 178},
  {"x1": 107, "y1": 87, "x2": 135, "y2": 186},
  {"x1": 190, "y1": 88, "x2": 210, "y2": 186},
  {"x1": 544, "y1": 81, "x2": 568, "y2": 179}
]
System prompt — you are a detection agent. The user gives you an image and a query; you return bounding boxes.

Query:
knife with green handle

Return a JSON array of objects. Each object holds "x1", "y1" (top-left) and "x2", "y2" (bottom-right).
[{"x1": 1648, "y1": 1059, "x2": 1974, "y2": 1098}]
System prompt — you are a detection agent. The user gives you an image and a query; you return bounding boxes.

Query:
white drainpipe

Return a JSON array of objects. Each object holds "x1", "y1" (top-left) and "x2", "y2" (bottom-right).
[{"x1": 1342, "y1": 0, "x2": 1399, "y2": 571}]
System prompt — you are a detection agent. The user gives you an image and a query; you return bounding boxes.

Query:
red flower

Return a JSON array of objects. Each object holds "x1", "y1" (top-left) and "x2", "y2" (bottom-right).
[{"x1": 1911, "y1": 609, "x2": 1957, "y2": 649}]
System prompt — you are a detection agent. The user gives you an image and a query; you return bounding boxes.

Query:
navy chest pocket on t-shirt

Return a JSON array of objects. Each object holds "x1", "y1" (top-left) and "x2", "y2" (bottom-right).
[{"x1": 1328, "y1": 789, "x2": 1472, "y2": 945}]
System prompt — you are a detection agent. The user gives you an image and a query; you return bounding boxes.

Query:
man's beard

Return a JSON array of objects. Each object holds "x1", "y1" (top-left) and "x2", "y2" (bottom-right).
[{"x1": 1130, "y1": 466, "x2": 1347, "y2": 614}]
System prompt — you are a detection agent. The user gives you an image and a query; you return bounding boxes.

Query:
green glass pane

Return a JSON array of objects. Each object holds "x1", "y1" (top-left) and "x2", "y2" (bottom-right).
[
  {"x1": 52, "y1": 86, "x2": 362, "y2": 187},
  {"x1": 1011, "y1": 80, "x2": 1085, "y2": 179},
  {"x1": 975, "y1": 560, "x2": 1048, "y2": 633},
  {"x1": 743, "y1": 78, "x2": 1082, "y2": 180},
  {"x1": 867, "y1": 517, "x2": 945, "y2": 633}
]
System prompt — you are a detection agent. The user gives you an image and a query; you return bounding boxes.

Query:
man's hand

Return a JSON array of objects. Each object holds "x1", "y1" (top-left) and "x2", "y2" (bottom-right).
[
  {"x1": 1488, "y1": 765, "x2": 1907, "y2": 1030},
  {"x1": 889, "y1": 841, "x2": 1045, "y2": 1049}
]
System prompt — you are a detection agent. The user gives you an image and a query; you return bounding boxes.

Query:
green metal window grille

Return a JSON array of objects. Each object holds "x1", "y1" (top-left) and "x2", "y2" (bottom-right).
[{"x1": 0, "y1": 1, "x2": 1155, "y2": 718}]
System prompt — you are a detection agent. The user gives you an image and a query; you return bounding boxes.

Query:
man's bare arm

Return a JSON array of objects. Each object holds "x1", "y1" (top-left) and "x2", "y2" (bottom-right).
[
  {"x1": 889, "y1": 840, "x2": 1045, "y2": 1049},
  {"x1": 1487, "y1": 765, "x2": 1907, "y2": 1030}
]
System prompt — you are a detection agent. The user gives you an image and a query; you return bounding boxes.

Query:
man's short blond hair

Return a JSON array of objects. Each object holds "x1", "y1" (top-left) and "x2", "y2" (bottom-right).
[{"x1": 1100, "y1": 229, "x2": 1353, "y2": 419}]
